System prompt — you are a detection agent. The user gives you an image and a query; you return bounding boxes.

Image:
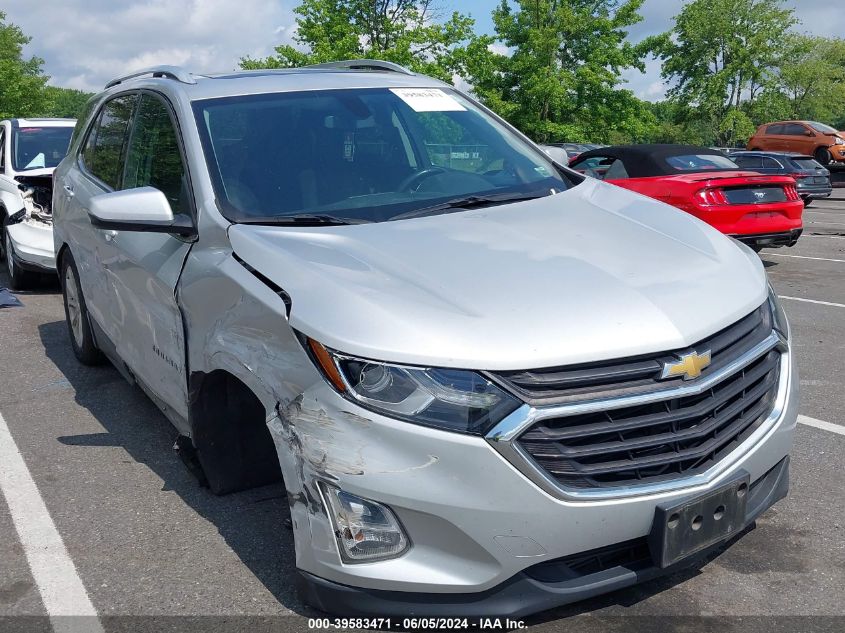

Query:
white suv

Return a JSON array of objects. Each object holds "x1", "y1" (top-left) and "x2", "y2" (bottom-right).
[
  {"x1": 0, "y1": 117, "x2": 76, "y2": 288},
  {"x1": 52, "y1": 62, "x2": 797, "y2": 618}
]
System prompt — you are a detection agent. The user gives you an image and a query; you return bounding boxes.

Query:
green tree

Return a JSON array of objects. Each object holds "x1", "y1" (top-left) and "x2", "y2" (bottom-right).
[
  {"x1": 650, "y1": 0, "x2": 795, "y2": 143},
  {"x1": 40, "y1": 86, "x2": 94, "y2": 119},
  {"x1": 774, "y1": 35, "x2": 845, "y2": 121},
  {"x1": 464, "y1": 0, "x2": 655, "y2": 143},
  {"x1": 240, "y1": 0, "x2": 475, "y2": 81},
  {"x1": 0, "y1": 11, "x2": 50, "y2": 118}
]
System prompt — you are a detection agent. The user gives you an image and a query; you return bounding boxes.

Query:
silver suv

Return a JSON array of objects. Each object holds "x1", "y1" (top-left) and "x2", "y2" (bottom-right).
[{"x1": 53, "y1": 62, "x2": 797, "y2": 618}]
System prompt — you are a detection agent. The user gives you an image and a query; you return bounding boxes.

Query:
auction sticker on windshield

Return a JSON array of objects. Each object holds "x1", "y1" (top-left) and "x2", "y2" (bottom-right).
[{"x1": 390, "y1": 88, "x2": 466, "y2": 112}]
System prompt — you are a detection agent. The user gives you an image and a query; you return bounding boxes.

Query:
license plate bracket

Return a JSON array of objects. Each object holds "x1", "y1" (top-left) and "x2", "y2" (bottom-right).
[{"x1": 648, "y1": 470, "x2": 750, "y2": 568}]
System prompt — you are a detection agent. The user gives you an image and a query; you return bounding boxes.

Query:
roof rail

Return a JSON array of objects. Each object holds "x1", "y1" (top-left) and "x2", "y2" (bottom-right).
[
  {"x1": 303, "y1": 59, "x2": 415, "y2": 75},
  {"x1": 105, "y1": 65, "x2": 196, "y2": 89}
]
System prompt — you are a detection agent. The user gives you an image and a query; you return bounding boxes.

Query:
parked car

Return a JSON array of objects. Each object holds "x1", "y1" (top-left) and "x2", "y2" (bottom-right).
[
  {"x1": 546, "y1": 142, "x2": 589, "y2": 160},
  {"x1": 569, "y1": 144, "x2": 804, "y2": 252},
  {"x1": 54, "y1": 62, "x2": 797, "y2": 618},
  {"x1": 732, "y1": 151, "x2": 831, "y2": 207},
  {"x1": 747, "y1": 121, "x2": 845, "y2": 165},
  {"x1": 538, "y1": 144, "x2": 568, "y2": 165},
  {"x1": 0, "y1": 117, "x2": 76, "y2": 288}
]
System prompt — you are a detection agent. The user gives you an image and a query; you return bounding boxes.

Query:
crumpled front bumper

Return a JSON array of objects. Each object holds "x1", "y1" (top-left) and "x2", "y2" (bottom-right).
[
  {"x1": 6, "y1": 220, "x2": 56, "y2": 272},
  {"x1": 299, "y1": 455, "x2": 790, "y2": 618},
  {"x1": 277, "y1": 346, "x2": 798, "y2": 617}
]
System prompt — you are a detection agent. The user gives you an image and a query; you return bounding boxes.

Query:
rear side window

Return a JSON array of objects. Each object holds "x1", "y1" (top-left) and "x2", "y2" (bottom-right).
[
  {"x1": 664, "y1": 154, "x2": 738, "y2": 171},
  {"x1": 82, "y1": 94, "x2": 137, "y2": 189},
  {"x1": 123, "y1": 94, "x2": 190, "y2": 216},
  {"x1": 783, "y1": 123, "x2": 808, "y2": 136},
  {"x1": 765, "y1": 124, "x2": 784, "y2": 135},
  {"x1": 734, "y1": 155, "x2": 763, "y2": 169},
  {"x1": 762, "y1": 157, "x2": 782, "y2": 169},
  {"x1": 792, "y1": 157, "x2": 824, "y2": 170},
  {"x1": 70, "y1": 98, "x2": 100, "y2": 149}
]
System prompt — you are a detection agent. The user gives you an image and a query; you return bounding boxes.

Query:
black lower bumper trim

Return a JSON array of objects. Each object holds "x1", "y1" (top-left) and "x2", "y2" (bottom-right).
[
  {"x1": 733, "y1": 229, "x2": 803, "y2": 248},
  {"x1": 298, "y1": 456, "x2": 789, "y2": 618}
]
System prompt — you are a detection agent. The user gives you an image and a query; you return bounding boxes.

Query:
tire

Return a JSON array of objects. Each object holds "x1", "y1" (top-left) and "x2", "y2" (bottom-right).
[
  {"x1": 2, "y1": 216, "x2": 36, "y2": 290},
  {"x1": 814, "y1": 147, "x2": 832, "y2": 165},
  {"x1": 60, "y1": 252, "x2": 104, "y2": 365},
  {"x1": 803, "y1": 198, "x2": 813, "y2": 208},
  {"x1": 750, "y1": 244, "x2": 764, "y2": 253}
]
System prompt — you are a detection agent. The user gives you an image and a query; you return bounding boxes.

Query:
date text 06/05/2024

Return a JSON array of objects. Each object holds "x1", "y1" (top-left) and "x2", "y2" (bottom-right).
[{"x1": 308, "y1": 618, "x2": 528, "y2": 629}]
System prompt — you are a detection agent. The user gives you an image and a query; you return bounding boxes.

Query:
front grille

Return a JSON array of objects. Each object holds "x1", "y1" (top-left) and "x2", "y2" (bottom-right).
[
  {"x1": 517, "y1": 348, "x2": 780, "y2": 489},
  {"x1": 491, "y1": 303, "x2": 772, "y2": 406}
]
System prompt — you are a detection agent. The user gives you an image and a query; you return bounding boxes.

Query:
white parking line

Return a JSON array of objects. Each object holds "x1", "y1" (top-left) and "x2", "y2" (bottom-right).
[
  {"x1": 779, "y1": 295, "x2": 845, "y2": 308},
  {"x1": 0, "y1": 411, "x2": 103, "y2": 633},
  {"x1": 766, "y1": 253, "x2": 845, "y2": 263},
  {"x1": 798, "y1": 415, "x2": 845, "y2": 436},
  {"x1": 801, "y1": 234, "x2": 845, "y2": 239}
]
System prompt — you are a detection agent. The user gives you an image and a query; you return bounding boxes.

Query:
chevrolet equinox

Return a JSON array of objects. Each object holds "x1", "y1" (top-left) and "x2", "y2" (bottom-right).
[{"x1": 52, "y1": 61, "x2": 797, "y2": 617}]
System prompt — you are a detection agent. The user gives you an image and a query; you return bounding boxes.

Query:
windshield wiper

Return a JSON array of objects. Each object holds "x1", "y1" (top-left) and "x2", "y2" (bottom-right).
[
  {"x1": 390, "y1": 191, "x2": 551, "y2": 221},
  {"x1": 238, "y1": 213, "x2": 372, "y2": 226}
]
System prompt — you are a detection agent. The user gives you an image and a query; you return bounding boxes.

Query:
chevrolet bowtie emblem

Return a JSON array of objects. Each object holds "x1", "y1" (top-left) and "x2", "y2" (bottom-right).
[{"x1": 661, "y1": 350, "x2": 712, "y2": 381}]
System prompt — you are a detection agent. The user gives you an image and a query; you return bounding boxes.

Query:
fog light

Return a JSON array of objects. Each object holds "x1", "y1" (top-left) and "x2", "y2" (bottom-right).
[{"x1": 319, "y1": 483, "x2": 409, "y2": 562}]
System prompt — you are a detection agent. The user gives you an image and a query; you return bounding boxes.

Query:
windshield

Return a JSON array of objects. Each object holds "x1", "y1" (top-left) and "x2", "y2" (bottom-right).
[
  {"x1": 12, "y1": 126, "x2": 74, "y2": 171},
  {"x1": 664, "y1": 154, "x2": 739, "y2": 172},
  {"x1": 193, "y1": 88, "x2": 575, "y2": 224},
  {"x1": 808, "y1": 121, "x2": 838, "y2": 134}
]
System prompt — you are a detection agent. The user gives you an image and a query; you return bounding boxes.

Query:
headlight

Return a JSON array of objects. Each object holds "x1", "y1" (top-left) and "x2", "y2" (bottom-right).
[
  {"x1": 768, "y1": 285, "x2": 788, "y2": 339},
  {"x1": 305, "y1": 338, "x2": 520, "y2": 434},
  {"x1": 835, "y1": 137, "x2": 844, "y2": 145}
]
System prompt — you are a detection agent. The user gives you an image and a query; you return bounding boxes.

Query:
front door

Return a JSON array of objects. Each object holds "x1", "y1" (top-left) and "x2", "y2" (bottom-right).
[{"x1": 101, "y1": 92, "x2": 195, "y2": 423}]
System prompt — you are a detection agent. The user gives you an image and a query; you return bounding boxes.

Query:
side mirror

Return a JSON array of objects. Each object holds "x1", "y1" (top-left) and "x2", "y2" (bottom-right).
[
  {"x1": 87, "y1": 187, "x2": 195, "y2": 237},
  {"x1": 805, "y1": 130, "x2": 815, "y2": 137}
]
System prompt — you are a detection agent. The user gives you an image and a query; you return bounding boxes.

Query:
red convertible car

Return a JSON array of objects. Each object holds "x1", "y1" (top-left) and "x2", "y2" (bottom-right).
[{"x1": 569, "y1": 144, "x2": 804, "y2": 251}]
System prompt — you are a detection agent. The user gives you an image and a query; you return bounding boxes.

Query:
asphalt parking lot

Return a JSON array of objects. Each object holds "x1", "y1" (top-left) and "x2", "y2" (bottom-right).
[{"x1": 1, "y1": 199, "x2": 844, "y2": 633}]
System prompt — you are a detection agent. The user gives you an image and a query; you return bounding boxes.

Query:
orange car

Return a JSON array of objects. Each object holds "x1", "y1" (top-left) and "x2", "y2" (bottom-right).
[{"x1": 747, "y1": 121, "x2": 845, "y2": 165}]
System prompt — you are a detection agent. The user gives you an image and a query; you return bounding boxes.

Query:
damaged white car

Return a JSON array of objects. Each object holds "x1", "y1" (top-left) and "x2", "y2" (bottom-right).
[
  {"x1": 0, "y1": 117, "x2": 76, "y2": 288},
  {"x1": 52, "y1": 62, "x2": 797, "y2": 618}
]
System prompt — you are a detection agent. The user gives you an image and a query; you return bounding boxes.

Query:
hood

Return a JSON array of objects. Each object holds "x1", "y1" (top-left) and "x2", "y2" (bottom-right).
[
  {"x1": 14, "y1": 167, "x2": 55, "y2": 179},
  {"x1": 229, "y1": 179, "x2": 767, "y2": 370}
]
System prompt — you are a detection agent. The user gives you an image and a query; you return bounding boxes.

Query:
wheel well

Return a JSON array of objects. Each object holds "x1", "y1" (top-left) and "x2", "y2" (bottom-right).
[
  {"x1": 189, "y1": 370, "x2": 283, "y2": 494},
  {"x1": 56, "y1": 243, "x2": 70, "y2": 271}
]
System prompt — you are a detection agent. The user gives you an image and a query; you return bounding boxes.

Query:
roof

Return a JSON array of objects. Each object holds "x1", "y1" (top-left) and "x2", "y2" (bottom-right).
[
  {"x1": 3, "y1": 117, "x2": 76, "y2": 127},
  {"x1": 573, "y1": 144, "x2": 738, "y2": 178},
  {"x1": 732, "y1": 150, "x2": 813, "y2": 159},
  {"x1": 102, "y1": 62, "x2": 448, "y2": 102}
]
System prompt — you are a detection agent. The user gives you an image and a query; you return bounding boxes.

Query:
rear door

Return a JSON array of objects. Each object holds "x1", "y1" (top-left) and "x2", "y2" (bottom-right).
[
  {"x1": 65, "y1": 94, "x2": 138, "y2": 331},
  {"x1": 782, "y1": 123, "x2": 813, "y2": 154},
  {"x1": 100, "y1": 92, "x2": 195, "y2": 423},
  {"x1": 762, "y1": 124, "x2": 785, "y2": 151}
]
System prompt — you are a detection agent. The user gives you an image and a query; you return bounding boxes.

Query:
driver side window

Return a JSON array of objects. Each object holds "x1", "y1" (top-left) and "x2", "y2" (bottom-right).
[{"x1": 122, "y1": 94, "x2": 191, "y2": 216}]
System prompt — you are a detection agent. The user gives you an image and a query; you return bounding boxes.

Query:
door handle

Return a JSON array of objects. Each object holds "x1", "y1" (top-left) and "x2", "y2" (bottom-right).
[{"x1": 63, "y1": 184, "x2": 74, "y2": 197}]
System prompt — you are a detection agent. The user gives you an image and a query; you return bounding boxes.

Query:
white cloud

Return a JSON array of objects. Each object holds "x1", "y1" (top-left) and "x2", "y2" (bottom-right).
[
  {"x1": 4, "y1": 0, "x2": 843, "y2": 99},
  {"x1": 5, "y1": 0, "x2": 297, "y2": 92},
  {"x1": 487, "y1": 42, "x2": 509, "y2": 56}
]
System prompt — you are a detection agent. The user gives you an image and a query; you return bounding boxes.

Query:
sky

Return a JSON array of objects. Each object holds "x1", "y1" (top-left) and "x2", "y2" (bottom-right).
[{"x1": 5, "y1": 0, "x2": 845, "y2": 98}]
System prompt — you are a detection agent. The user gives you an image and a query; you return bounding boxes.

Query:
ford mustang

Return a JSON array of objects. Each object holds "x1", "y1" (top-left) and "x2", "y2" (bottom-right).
[{"x1": 569, "y1": 144, "x2": 804, "y2": 251}]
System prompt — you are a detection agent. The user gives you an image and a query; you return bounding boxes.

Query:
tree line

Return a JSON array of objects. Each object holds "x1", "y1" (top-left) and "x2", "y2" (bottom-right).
[
  {"x1": 242, "y1": 0, "x2": 845, "y2": 146},
  {"x1": 0, "y1": 12, "x2": 91, "y2": 119},
  {"x1": 2, "y1": 1, "x2": 843, "y2": 146}
]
